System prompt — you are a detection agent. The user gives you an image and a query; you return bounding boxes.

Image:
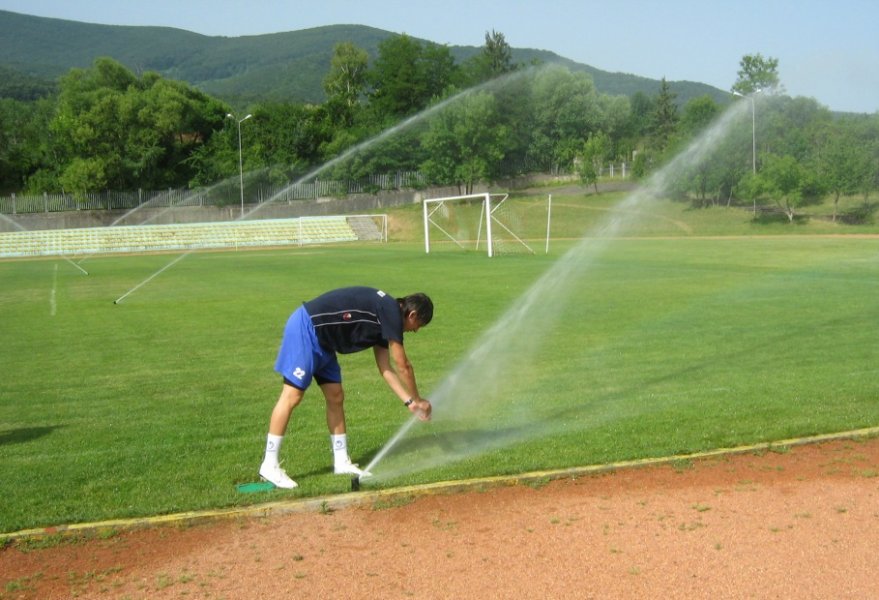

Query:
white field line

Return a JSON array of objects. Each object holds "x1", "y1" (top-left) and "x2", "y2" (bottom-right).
[{"x1": 50, "y1": 263, "x2": 58, "y2": 317}]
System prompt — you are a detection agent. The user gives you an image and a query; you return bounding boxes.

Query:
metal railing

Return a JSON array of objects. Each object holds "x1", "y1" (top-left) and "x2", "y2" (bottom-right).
[
  {"x1": 0, "y1": 171, "x2": 427, "y2": 215},
  {"x1": 0, "y1": 164, "x2": 635, "y2": 215}
]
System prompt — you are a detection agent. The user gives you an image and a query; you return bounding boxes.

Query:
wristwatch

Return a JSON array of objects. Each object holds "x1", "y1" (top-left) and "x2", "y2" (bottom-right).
[{"x1": 404, "y1": 398, "x2": 414, "y2": 406}]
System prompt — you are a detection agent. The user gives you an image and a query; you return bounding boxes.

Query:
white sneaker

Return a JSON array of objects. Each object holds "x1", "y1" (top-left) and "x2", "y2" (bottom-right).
[
  {"x1": 259, "y1": 463, "x2": 298, "y2": 489},
  {"x1": 334, "y1": 457, "x2": 371, "y2": 477}
]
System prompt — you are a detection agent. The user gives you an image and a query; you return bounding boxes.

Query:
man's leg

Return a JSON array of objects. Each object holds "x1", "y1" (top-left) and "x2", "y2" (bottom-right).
[
  {"x1": 321, "y1": 382, "x2": 366, "y2": 475},
  {"x1": 259, "y1": 383, "x2": 304, "y2": 488},
  {"x1": 270, "y1": 382, "x2": 304, "y2": 435},
  {"x1": 321, "y1": 381, "x2": 346, "y2": 436}
]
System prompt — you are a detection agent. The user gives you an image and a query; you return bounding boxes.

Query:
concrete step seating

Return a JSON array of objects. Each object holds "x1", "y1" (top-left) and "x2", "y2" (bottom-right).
[{"x1": 0, "y1": 217, "x2": 361, "y2": 258}]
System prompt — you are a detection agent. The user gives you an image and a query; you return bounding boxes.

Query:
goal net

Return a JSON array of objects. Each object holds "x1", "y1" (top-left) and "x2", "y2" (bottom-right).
[{"x1": 422, "y1": 193, "x2": 549, "y2": 257}]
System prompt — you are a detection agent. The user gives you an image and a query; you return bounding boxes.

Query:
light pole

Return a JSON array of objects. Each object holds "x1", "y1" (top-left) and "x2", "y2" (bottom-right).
[
  {"x1": 227, "y1": 113, "x2": 252, "y2": 218},
  {"x1": 733, "y1": 89, "x2": 762, "y2": 174}
]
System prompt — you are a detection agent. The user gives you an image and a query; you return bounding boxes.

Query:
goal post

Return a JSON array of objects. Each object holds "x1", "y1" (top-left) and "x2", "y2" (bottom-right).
[
  {"x1": 423, "y1": 193, "x2": 550, "y2": 257},
  {"x1": 423, "y1": 193, "x2": 488, "y2": 255}
]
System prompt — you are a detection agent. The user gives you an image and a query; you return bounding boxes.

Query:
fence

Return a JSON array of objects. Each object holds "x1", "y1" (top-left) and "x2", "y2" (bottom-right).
[
  {"x1": 0, "y1": 164, "x2": 630, "y2": 216},
  {"x1": 0, "y1": 171, "x2": 427, "y2": 216}
]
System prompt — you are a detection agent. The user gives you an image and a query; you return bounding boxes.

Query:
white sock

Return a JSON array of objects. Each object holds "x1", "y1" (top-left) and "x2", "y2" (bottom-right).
[
  {"x1": 264, "y1": 433, "x2": 284, "y2": 466},
  {"x1": 331, "y1": 434, "x2": 348, "y2": 464}
]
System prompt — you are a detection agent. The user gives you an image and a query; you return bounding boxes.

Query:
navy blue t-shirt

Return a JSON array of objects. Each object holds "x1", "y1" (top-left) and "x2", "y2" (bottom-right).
[{"x1": 303, "y1": 286, "x2": 403, "y2": 354}]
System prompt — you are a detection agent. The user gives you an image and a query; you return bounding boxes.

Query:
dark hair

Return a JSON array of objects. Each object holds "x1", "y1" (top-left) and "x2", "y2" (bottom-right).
[{"x1": 398, "y1": 293, "x2": 433, "y2": 325}]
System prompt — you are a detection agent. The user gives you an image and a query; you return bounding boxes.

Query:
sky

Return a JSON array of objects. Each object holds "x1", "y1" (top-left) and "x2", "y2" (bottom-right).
[{"x1": 2, "y1": 0, "x2": 877, "y2": 113}]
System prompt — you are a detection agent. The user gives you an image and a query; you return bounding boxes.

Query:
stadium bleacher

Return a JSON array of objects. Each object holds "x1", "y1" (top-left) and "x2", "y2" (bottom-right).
[{"x1": 0, "y1": 216, "x2": 381, "y2": 258}]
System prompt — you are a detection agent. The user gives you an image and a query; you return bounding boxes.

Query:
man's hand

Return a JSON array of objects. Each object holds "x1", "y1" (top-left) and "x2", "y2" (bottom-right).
[{"x1": 408, "y1": 398, "x2": 432, "y2": 421}]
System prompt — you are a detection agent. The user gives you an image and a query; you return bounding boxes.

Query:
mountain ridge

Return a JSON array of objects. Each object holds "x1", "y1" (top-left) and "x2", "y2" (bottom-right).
[{"x1": 0, "y1": 9, "x2": 729, "y2": 106}]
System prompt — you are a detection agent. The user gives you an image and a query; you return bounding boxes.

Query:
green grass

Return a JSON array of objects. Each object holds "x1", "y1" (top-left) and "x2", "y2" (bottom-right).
[{"x1": 1, "y1": 191, "x2": 877, "y2": 533}]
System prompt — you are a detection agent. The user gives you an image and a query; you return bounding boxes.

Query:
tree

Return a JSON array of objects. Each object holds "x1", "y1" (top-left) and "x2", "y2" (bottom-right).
[
  {"x1": 529, "y1": 66, "x2": 604, "y2": 172},
  {"x1": 474, "y1": 58, "x2": 535, "y2": 177},
  {"x1": 46, "y1": 58, "x2": 227, "y2": 193},
  {"x1": 323, "y1": 42, "x2": 369, "y2": 126},
  {"x1": 680, "y1": 95, "x2": 720, "y2": 137},
  {"x1": 760, "y1": 96, "x2": 831, "y2": 160},
  {"x1": 483, "y1": 30, "x2": 514, "y2": 76},
  {"x1": 367, "y1": 35, "x2": 424, "y2": 122},
  {"x1": 419, "y1": 43, "x2": 460, "y2": 102},
  {"x1": 751, "y1": 153, "x2": 823, "y2": 222},
  {"x1": 732, "y1": 53, "x2": 781, "y2": 95},
  {"x1": 577, "y1": 132, "x2": 610, "y2": 194},
  {"x1": 463, "y1": 29, "x2": 516, "y2": 85},
  {"x1": 252, "y1": 102, "x2": 333, "y2": 182},
  {"x1": 651, "y1": 78, "x2": 678, "y2": 153},
  {"x1": 0, "y1": 98, "x2": 47, "y2": 192},
  {"x1": 616, "y1": 91, "x2": 653, "y2": 167},
  {"x1": 624, "y1": 92, "x2": 654, "y2": 140},
  {"x1": 861, "y1": 115, "x2": 879, "y2": 202},
  {"x1": 0, "y1": 65, "x2": 56, "y2": 101},
  {"x1": 366, "y1": 34, "x2": 459, "y2": 124},
  {"x1": 668, "y1": 95, "x2": 726, "y2": 204},
  {"x1": 421, "y1": 91, "x2": 508, "y2": 194},
  {"x1": 596, "y1": 94, "x2": 631, "y2": 150},
  {"x1": 814, "y1": 119, "x2": 875, "y2": 221}
]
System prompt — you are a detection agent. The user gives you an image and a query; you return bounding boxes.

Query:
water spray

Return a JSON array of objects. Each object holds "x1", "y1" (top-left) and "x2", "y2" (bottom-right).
[
  {"x1": 111, "y1": 67, "x2": 543, "y2": 303},
  {"x1": 113, "y1": 253, "x2": 189, "y2": 304},
  {"x1": 362, "y1": 97, "x2": 756, "y2": 481}
]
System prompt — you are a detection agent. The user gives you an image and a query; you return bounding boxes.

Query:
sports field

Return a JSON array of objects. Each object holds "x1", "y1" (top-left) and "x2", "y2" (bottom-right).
[{"x1": 1, "y1": 191, "x2": 877, "y2": 534}]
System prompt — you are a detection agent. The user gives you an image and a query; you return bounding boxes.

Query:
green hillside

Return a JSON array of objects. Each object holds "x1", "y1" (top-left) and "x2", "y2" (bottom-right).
[{"x1": 0, "y1": 9, "x2": 729, "y2": 106}]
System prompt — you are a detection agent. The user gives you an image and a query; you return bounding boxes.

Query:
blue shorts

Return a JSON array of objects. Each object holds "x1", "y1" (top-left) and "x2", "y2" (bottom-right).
[{"x1": 274, "y1": 306, "x2": 342, "y2": 390}]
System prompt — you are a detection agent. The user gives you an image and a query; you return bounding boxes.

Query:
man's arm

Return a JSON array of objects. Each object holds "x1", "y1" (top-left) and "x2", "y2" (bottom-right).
[{"x1": 374, "y1": 342, "x2": 431, "y2": 420}]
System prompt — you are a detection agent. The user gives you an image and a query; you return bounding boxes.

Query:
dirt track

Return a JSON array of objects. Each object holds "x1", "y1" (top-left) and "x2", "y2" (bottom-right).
[{"x1": 3, "y1": 435, "x2": 879, "y2": 599}]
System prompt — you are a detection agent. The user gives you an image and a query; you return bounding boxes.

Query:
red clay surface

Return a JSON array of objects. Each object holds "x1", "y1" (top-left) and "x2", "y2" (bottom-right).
[{"x1": 2, "y1": 436, "x2": 879, "y2": 599}]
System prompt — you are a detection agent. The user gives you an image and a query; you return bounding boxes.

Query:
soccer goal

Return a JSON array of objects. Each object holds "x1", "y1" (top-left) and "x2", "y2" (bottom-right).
[{"x1": 422, "y1": 193, "x2": 551, "y2": 257}]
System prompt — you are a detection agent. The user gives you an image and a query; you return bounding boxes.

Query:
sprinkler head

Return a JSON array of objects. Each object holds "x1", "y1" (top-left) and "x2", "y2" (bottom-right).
[{"x1": 351, "y1": 476, "x2": 360, "y2": 492}]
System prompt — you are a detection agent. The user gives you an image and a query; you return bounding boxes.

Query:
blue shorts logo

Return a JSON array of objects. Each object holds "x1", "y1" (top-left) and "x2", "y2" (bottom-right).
[{"x1": 293, "y1": 367, "x2": 306, "y2": 380}]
